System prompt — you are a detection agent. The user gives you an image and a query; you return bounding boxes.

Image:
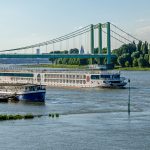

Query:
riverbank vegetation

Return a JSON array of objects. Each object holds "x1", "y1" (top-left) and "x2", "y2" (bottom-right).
[
  {"x1": 0, "y1": 114, "x2": 34, "y2": 120},
  {"x1": 25, "y1": 64, "x2": 87, "y2": 69},
  {"x1": 112, "y1": 41, "x2": 150, "y2": 68},
  {"x1": 48, "y1": 41, "x2": 150, "y2": 70},
  {"x1": 0, "y1": 113, "x2": 60, "y2": 121}
]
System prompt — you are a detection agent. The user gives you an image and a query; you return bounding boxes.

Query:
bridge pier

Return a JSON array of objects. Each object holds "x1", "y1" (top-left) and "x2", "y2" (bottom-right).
[{"x1": 107, "y1": 22, "x2": 111, "y2": 64}]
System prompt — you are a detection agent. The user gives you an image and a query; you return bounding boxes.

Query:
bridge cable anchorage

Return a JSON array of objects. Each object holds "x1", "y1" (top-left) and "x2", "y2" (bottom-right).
[{"x1": 110, "y1": 23, "x2": 140, "y2": 42}]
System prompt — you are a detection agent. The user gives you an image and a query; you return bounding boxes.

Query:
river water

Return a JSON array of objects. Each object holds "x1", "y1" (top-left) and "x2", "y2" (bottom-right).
[{"x1": 0, "y1": 71, "x2": 150, "y2": 150}]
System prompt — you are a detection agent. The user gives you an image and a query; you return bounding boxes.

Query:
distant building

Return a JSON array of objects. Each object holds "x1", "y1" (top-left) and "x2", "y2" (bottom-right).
[
  {"x1": 36, "y1": 49, "x2": 40, "y2": 55},
  {"x1": 80, "y1": 45, "x2": 84, "y2": 54}
]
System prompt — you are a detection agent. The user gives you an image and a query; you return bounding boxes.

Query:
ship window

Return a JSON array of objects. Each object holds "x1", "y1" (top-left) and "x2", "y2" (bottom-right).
[
  {"x1": 37, "y1": 74, "x2": 41, "y2": 82},
  {"x1": 91, "y1": 75, "x2": 100, "y2": 80},
  {"x1": 111, "y1": 81, "x2": 121, "y2": 83},
  {"x1": 76, "y1": 75, "x2": 79, "y2": 79},
  {"x1": 100, "y1": 75, "x2": 111, "y2": 78},
  {"x1": 41, "y1": 86, "x2": 46, "y2": 90},
  {"x1": 113, "y1": 75, "x2": 120, "y2": 79},
  {"x1": 0, "y1": 73, "x2": 33, "y2": 77}
]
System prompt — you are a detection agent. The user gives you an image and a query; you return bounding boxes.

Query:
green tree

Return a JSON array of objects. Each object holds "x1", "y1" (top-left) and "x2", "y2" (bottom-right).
[
  {"x1": 117, "y1": 53, "x2": 132, "y2": 67},
  {"x1": 118, "y1": 55, "x2": 126, "y2": 67},
  {"x1": 137, "y1": 41, "x2": 143, "y2": 53},
  {"x1": 133, "y1": 58, "x2": 138, "y2": 67},
  {"x1": 69, "y1": 48, "x2": 79, "y2": 54},
  {"x1": 143, "y1": 41, "x2": 149, "y2": 54},
  {"x1": 125, "y1": 61, "x2": 129, "y2": 67},
  {"x1": 131, "y1": 51, "x2": 140, "y2": 59},
  {"x1": 138, "y1": 57, "x2": 146, "y2": 67},
  {"x1": 144, "y1": 54, "x2": 149, "y2": 66},
  {"x1": 149, "y1": 49, "x2": 150, "y2": 64}
]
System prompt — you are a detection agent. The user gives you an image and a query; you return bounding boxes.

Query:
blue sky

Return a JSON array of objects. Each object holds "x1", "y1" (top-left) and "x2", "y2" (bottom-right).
[{"x1": 0, "y1": 0, "x2": 150, "y2": 50}]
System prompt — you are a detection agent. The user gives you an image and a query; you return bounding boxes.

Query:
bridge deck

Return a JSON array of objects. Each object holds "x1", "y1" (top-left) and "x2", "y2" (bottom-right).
[{"x1": 0, "y1": 54, "x2": 116, "y2": 59}]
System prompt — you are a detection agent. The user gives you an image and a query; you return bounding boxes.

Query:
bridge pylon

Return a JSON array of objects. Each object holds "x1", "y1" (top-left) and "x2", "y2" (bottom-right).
[
  {"x1": 106, "y1": 22, "x2": 111, "y2": 64},
  {"x1": 90, "y1": 24, "x2": 94, "y2": 54},
  {"x1": 94, "y1": 22, "x2": 112, "y2": 65}
]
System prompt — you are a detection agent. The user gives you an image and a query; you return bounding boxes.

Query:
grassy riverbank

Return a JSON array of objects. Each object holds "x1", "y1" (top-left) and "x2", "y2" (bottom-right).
[
  {"x1": 24, "y1": 64, "x2": 87, "y2": 69},
  {"x1": 23, "y1": 64, "x2": 150, "y2": 71}
]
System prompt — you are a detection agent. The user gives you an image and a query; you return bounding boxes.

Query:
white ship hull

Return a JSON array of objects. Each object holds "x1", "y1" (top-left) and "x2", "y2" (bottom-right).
[{"x1": 0, "y1": 70, "x2": 127, "y2": 88}]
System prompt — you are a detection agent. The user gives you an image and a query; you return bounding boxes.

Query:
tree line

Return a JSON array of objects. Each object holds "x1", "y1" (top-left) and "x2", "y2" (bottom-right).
[
  {"x1": 112, "y1": 41, "x2": 150, "y2": 67},
  {"x1": 49, "y1": 48, "x2": 90, "y2": 65},
  {"x1": 49, "y1": 48, "x2": 107, "y2": 65},
  {"x1": 49, "y1": 41, "x2": 150, "y2": 68}
]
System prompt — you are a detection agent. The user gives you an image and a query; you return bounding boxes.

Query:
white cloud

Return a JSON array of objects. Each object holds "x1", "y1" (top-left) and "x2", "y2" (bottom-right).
[
  {"x1": 136, "y1": 25, "x2": 150, "y2": 34},
  {"x1": 136, "y1": 19, "x2": 147, "y2": 23},
  {"x1": 134, "y1": 25, "x2": 150, "y2": 42}
]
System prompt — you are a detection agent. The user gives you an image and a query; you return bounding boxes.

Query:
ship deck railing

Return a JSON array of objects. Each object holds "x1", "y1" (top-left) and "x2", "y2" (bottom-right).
[{"x1": 0, "y1": 68, "x2": 121, "y2": 75}]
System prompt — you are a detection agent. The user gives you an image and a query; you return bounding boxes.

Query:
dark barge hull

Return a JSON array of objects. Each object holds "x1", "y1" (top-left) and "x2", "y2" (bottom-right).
[{"x1": 15, "y1": 91, "x2": 46, "y2": 102}]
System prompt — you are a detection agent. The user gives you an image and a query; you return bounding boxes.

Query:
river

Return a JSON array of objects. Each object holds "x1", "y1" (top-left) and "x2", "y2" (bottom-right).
[{"x1": 0, "y1": 71, "x2": 150, "y2": 150}]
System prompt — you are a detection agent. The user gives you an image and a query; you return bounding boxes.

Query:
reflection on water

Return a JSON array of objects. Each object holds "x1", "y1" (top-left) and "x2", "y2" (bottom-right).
[
  {"x1": 0, "y1": 71, "x2": 150, "y2": 150},
  {"x1": 17, "y1": 101, "x2": 46, "y2": 106}
]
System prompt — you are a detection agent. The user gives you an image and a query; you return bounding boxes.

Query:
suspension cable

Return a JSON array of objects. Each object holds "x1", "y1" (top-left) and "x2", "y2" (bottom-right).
[
  {"x1": 111, "y1": 30, "x2": 132, "y2": 43},
  {"x1": 0, "y1": 25, "x2": 91, "y2": 53},
  {"x1": 102, "y1": 30, "x2": 126, "y2": 44},
  {"x1": 110, "y1": 23, "x2": 140, "y2": 42}
]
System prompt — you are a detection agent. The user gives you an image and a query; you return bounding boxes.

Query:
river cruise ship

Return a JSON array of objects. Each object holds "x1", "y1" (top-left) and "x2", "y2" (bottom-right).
[{"x1": 0, "y1": 68, "x2": 127, "y2": 88}]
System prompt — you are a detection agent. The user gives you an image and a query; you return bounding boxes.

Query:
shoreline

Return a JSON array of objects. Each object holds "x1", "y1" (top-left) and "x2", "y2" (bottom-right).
[
  {"x1": 22, "y1": 64, "x2": 150, "y2": 71},
  {"x1": 22, "y1": 64, "x2": 87, "y2": 69},
  {"x1": 115, "y1": 67, "x2": 150, "y2": 71}
]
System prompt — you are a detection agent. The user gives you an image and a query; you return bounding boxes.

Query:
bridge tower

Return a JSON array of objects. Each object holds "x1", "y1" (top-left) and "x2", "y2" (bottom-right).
[
  {"x1": 90, "y1": 22, "x2": 112, "y2": 65},
  {"x1": 106, "y1": 22, "x2": 111, "y2": 64},
  {"x1": 98, "y1": 23, "x2": 102, "y2": 54},
  {"x1": 90, "y1": 24, "x2": 94, "y2": 54}
]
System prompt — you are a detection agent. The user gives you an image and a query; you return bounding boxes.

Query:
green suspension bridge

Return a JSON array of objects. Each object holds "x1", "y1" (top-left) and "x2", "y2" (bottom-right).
[{"x1": 0, "y1": 22, "x2": 140, "y2": 64}]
